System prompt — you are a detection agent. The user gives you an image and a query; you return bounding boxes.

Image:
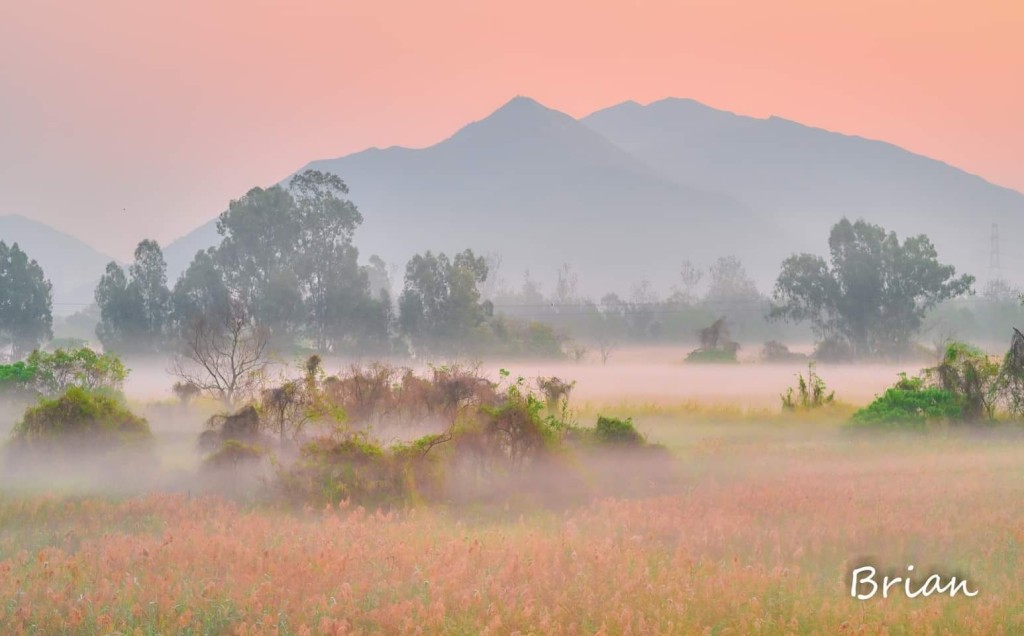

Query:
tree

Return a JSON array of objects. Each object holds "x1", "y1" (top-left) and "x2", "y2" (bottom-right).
[
  {"x1": 0, "y1": 241, "x2": 53, "y2": 360},
  {"x1": 95, "y1": 240, "x2": 172, "y2": 352},
  {"x1": 770, "y1": 218, "x2": 974, "y2": 358},
  {"x1": 669, "y1": 260, "x2": 703, "y2": 305},
  {"x1": 26, "y1": 347, "x2": 128, "y2": 396},
  {"x1": 705, "y1": 256, "x2": 759, "y2": 305},
  {"x1": 214, "y1": 184, "x2": 304, "y2": 337},
  {"x1": 171, "y1": 248, "x2": 232, "y2": 333},
  {"x1": 398, "y1": 249, "x2": 492, "y2": 347},
  {"x1": 704, "y1": 256, "x2": 762, "y2": 337},
  {"x1": 172, "y1": 300, "x2": 270, "y2": 407},
  {"x1": 290, "y1": 170, "x2": 366, "y2": 351},
  {"x1": 173, "y1": 171, "x2": 387, "y2": 352}
]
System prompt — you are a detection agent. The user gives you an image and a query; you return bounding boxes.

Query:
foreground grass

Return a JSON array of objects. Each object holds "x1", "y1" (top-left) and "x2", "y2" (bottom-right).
[{"x1": 4, "y1": 417, "x2": 1024, "y2": 634}]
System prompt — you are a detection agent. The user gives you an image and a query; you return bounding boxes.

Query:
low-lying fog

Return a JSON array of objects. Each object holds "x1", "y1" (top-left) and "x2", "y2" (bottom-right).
[{"x1": 0, "y1": 346, "x2": 920, "y2": 498}]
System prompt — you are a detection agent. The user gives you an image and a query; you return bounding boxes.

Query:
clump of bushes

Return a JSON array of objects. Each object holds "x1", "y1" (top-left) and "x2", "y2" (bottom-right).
[
  {"x1": 594, "y1": 416, "x2": 645, "y2": 445},
  {"x1": 847, "y1": 340, "x2": 1016, "y2": 429},
  {"x1": 761, "y1": 340, "x2": 807, "y2": 363},
  {"x1": 269, "y1": 366, "x2": 673, "y2": 507},
  {"x1": 278, "y1": 431, "x2": 454, "y2": 506},
  {"x1": 927, "y1": 342, "x2": 999, "y2": 421},
  {"x1": 11, "y1": 387, "x2": 151, "y2": 450},
  {"x1": 850, "y1": 374, "x2": 962, "y2": 428},
  {"x1": 685, "y1": 317, "x2": 739, "y2": 364},
  {"x1": 850, "y1": 341, "x2": 1006, "y2": 428},
  {"x1": 685, "y1": 347, "x2": 739, "y2": 364}
]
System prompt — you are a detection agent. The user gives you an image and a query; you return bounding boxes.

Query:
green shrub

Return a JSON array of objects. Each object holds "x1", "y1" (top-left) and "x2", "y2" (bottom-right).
[
  {"x1": 851, "y1": 374, "x2": 962, "y2": 428},
  {"x1": 12, "y1": 387, "x2": 151, "y2": 448},
  {"x1": 279, "y1": 432, "x2": 404, "y2": 506},
  {"x1": 203, "y1": 439, "x2": 265, "y2": 470},
  {"x1": 595, "y1": 416, "x2": 645, "y2": 444}
]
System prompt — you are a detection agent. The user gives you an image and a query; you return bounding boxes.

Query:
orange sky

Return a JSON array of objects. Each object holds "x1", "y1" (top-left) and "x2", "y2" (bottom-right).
[{"x1": 1, "y1": 0, "x2": 1021, "y2": 258}]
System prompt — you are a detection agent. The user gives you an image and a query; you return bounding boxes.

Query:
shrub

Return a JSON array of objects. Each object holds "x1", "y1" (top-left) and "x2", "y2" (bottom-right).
[
  {"x1": 203, "y1": 439, "x2": 265, "y2": 470},
  {"x1": 481, "y1": 374, "x2": 563, "y2": 468},
  {"x1": 762, "y1": 340, "x2": 807, "y2": 362},
  {"x1": 851, "y1": 374, "x2": 962, "y2": 428},
  {"x1": 685, "y1": 347, "x2": 738, "y2": 364},
  {"x1": 926, "y1": 342, "x2": 999, "y2": 421},
  {"x1": 537, "y1": 376, "x2": 575, "y2": 411},
  {"x1": 12, "y1": 387, "x2": 150, "y2": 448},
  {"x1": 594, "y1": 415, "x2": 645, "y2": 445},
  {"x1": 781, "y1": 362, "x2": 835, "y2": 410},
  {"x1": 199, "y1": 405, "x2": 269, "y2": 453},
  {"x1": 279, "y1": 432, "x2": 400, "y2": 505}
]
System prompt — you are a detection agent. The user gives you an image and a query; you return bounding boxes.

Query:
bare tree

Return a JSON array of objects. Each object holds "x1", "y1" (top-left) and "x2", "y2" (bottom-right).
[
  {"x1": 172, "y1": 301, "x2": 270, "y2": 407},
  {"x1": 595, "y1": 333, "x2": 617, "y2": 364}
]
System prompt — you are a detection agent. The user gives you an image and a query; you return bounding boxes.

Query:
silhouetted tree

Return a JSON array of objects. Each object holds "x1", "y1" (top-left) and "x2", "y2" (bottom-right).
[
  {"x1": 0, "y1": 241, "x2": 53, "y2": 360},
  {"x1": 398, "y1": 249, "x2": 491, "y2": 349},
  {"x1": 771, "y1": 218, "x2": 974, "y2": 358}
]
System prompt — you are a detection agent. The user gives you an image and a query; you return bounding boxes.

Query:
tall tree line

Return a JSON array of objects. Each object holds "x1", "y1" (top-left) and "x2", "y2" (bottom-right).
[
  {"x1": 0, "y1": 241, "x2": 53, "y2": 360},
  {"x1": 96, "y1": 171, "x2": 394, "y2": 354}
]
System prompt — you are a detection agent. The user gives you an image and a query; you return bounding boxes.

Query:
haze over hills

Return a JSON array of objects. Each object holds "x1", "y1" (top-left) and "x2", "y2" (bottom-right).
[
  {"x1": 10, "y1": 95, "x2": 1024, "y2": 308},
  {"x1": 583, "y1": 97, "x2": 1024, "y2": 285},
  {"x1": 0, "y1": 214, "x2": 115, "y2": 313},
  {"x1": 165, "y1": 95, "x2": 1022, "y2": 297},
  {"x1": 293, "y1": 96, "x2": 779, "y2": 295}
]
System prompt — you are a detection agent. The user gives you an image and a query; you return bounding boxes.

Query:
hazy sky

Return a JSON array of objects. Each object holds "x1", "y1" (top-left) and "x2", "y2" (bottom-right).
[{"x1": 2, "y1": 0, "x2": 1021, "y2": 259}]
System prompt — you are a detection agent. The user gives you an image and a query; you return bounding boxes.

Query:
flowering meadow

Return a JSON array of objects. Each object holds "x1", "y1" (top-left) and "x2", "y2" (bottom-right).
[{"x1": 3, "y1": 417, "x2": 1024, "y2": 635}]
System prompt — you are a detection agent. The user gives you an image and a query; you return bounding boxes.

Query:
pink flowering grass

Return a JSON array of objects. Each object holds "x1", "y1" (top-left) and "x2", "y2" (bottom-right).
[{"x1": 2, "y1": 421, "x2": 1023, "y2": 634}]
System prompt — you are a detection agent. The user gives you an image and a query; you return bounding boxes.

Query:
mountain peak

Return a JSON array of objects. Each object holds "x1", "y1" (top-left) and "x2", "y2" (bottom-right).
[
  {"x1": 442, "y1": 95, "x2": 579, "y2": 148},
  {"x1": 477, "y1": 95, "x2": 568, "y2": 126}
]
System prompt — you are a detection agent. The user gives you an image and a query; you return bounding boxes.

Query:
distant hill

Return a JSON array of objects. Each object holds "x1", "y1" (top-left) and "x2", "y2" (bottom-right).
[
  {"x1": 0, "y1": 214, "x2": 115, "y2": 313},
  {"x1": 290, "y1": 96, "x2": 778, "y2": 295},
  {"x1": 583, "y1": 98, "x2": 1024, "y2": 284},
  {"x1": 164, "y1": 95, "x2": 1024, "y2": 296}
]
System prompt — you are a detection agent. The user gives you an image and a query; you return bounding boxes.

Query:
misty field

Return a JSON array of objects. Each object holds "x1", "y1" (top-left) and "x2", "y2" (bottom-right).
[{"x1": 2, "y1": 356, "x2": 1024, "y2": 635}]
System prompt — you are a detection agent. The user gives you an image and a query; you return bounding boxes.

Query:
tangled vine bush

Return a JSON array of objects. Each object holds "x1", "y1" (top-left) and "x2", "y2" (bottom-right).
[{"x1": 11, "y1": 387, "x2": 150, "y2": 450}]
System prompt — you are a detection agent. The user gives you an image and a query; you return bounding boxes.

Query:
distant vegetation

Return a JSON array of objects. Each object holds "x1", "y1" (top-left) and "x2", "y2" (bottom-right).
[
  {"x1": 0, "y1": 241, "x2": 53, "y2": 359},
  {"x1": 770, "y1": 218, "x2": 974, "y2": 361}
]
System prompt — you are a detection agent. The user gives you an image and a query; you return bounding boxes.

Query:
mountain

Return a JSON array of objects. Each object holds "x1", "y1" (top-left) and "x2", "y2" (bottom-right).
[
  {"x1": 0, "y1": 214, "x2": 115, "y2": 313},
  {"x1": 163, "y1": 220, "x2": 221, "y2": 283},
  {"x1": 289, "y1": 96, "x2": 778, "y2": 294},
  {"x1": 165, "y1": 94, "x2": 1024, "y2": 296},
  {"x1": 583, "y1": 98, "x2": 1024, "y2": 284}
]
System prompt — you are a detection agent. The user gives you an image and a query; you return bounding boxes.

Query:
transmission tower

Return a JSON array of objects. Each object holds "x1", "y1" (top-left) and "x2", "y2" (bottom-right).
[
  {"x1": 984, "y1": 223, "x2": 1011, "y2": 299},
  {"x1": 989, "y1": 223, "x2": 1004, "y2": 283}
]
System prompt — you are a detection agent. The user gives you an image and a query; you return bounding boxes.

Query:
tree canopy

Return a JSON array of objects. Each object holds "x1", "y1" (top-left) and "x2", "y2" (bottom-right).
[
  {"x1": 95, "y1": 240, "x2": 172, "y2": 352},
  {"x1": 0, "y1": 241, "x2": 53, "y2": 360},
  {"x1": 398, "y1": 249, "x2": 492, "y2": 348},
  {"x1": 770, "y1": 218, "x2": 974, "y2": 358}
]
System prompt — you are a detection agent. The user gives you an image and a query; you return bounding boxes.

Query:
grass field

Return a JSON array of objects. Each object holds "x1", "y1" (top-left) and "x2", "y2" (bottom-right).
[{"x1": 2, "y1": 358, "x2": 1024, "y2": 634}]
